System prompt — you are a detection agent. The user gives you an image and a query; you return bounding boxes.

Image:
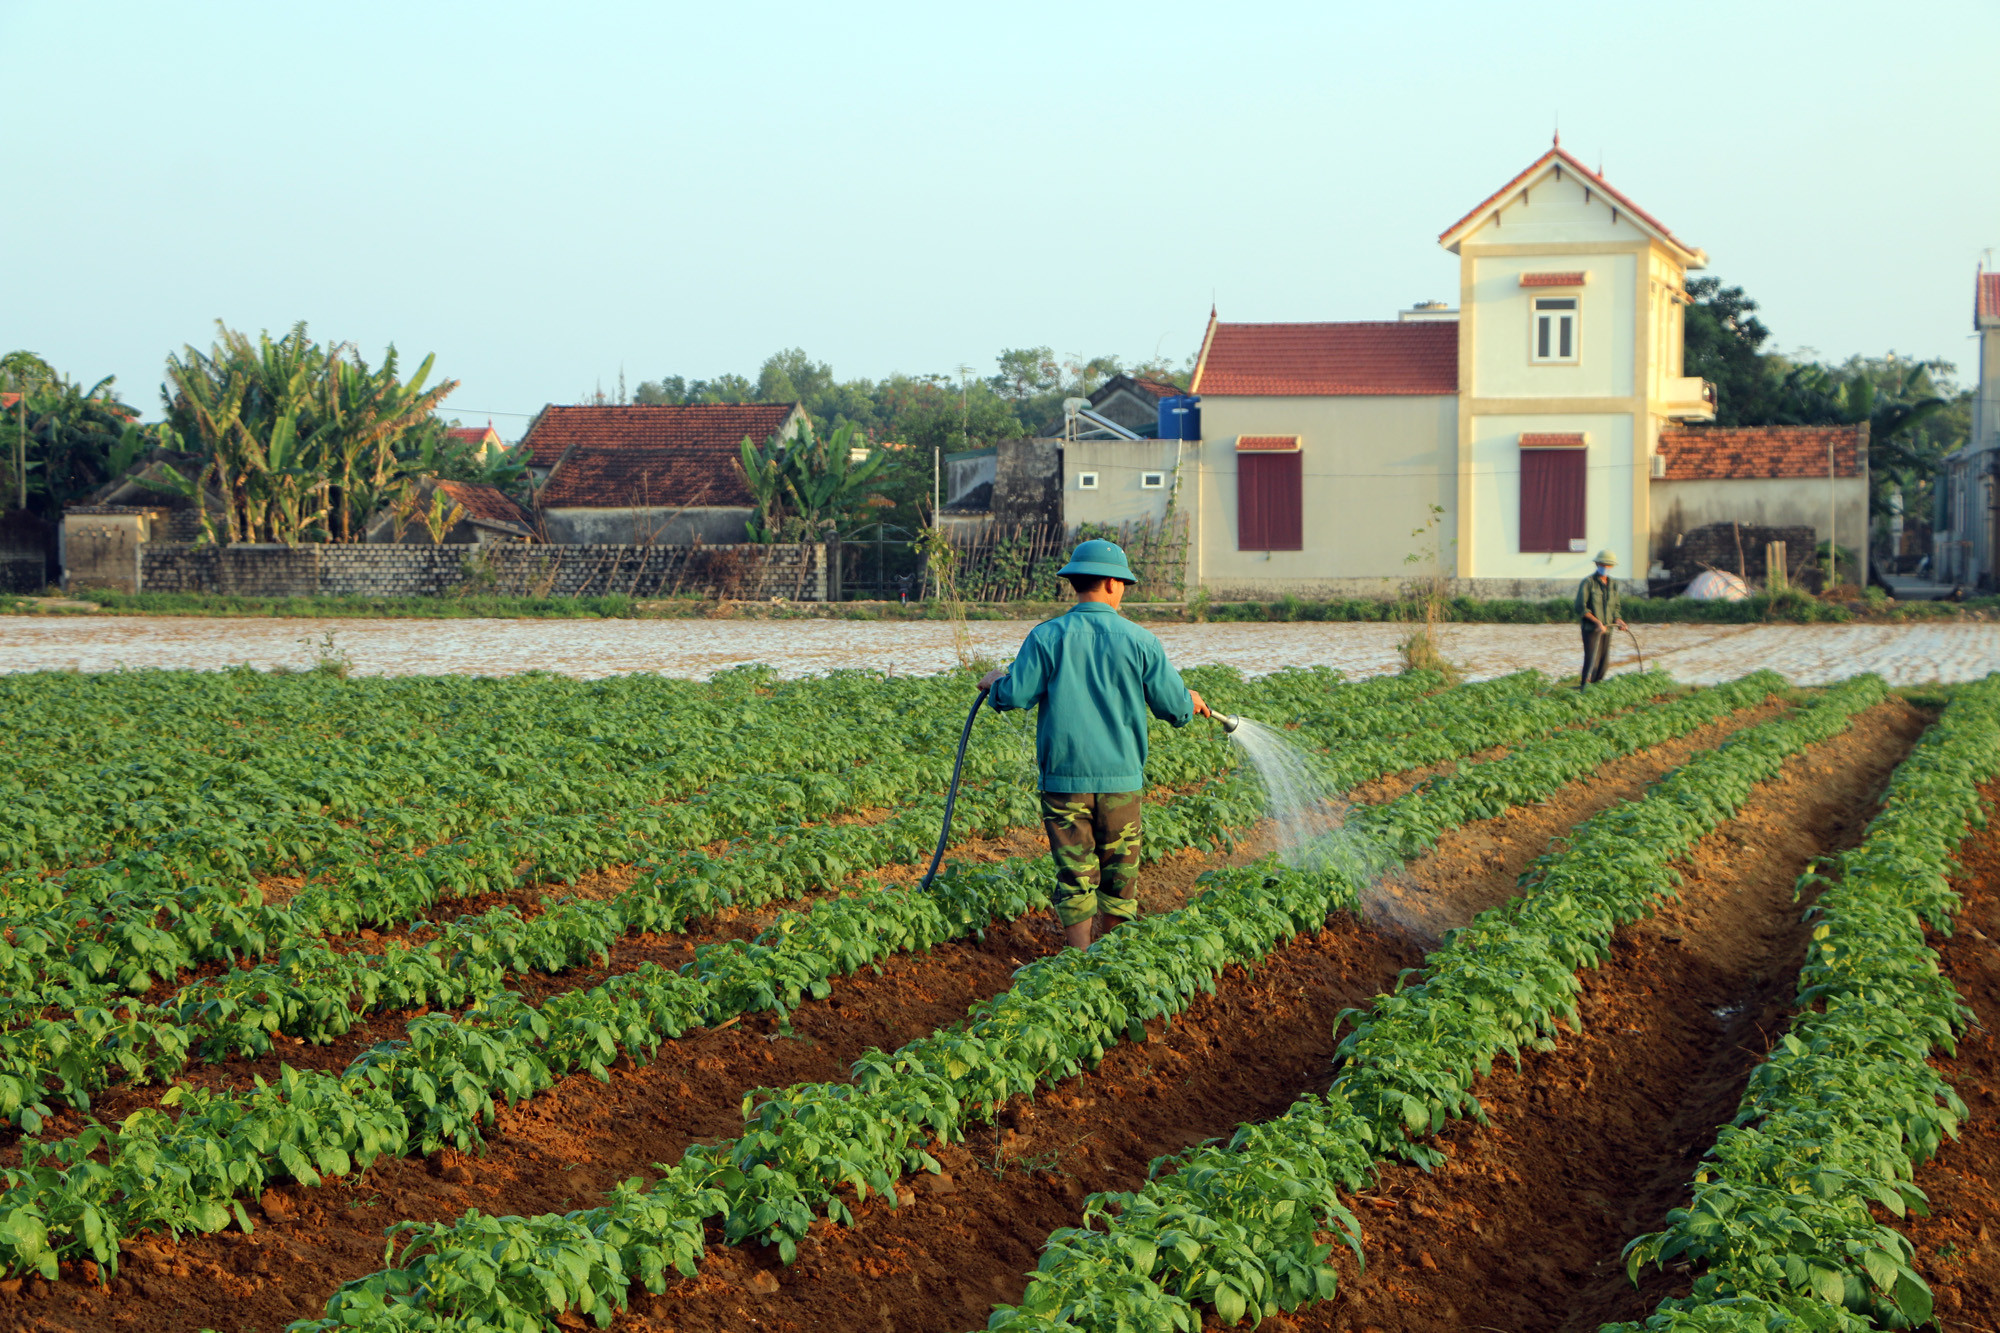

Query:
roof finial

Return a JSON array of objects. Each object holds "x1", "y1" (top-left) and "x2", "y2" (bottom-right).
[{"x1": 1552, "y1": 122, "x2": 1560, "y2": 149}]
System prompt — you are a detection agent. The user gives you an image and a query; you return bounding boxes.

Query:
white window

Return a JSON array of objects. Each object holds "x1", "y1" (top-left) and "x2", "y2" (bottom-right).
[
  {"x1": 1140, "y1": 471, "x2": 1165, "y2": 490},
  {"x1": 1076, "y1": 472, "x2": 1099, "y2": 490},
  {"x1": 1532, "y1": 297, "x2": 1578, "y2": 363}
]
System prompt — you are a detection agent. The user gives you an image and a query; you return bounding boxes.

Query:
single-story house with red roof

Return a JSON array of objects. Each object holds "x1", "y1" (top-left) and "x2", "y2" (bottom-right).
[
  {"x1": 1175, "y1": 138, "x2": 1865, "y2": 598},
  {"x1": 519, "y1": 402, "x2": 806, "y2": 544}
]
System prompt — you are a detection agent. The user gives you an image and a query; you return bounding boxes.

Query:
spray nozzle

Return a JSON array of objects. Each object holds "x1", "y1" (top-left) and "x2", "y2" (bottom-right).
[{"x1": 1214, "y1": 713, "x2": 1244, "y2": 735}]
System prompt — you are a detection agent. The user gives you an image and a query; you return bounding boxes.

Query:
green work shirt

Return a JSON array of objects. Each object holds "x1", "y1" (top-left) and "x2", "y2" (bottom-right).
[
  {"x1": 988, "y1": 602, "x2": 1195, "y2": 792},
  {"x1": 1575, "y1": 574, "x2": 1621, "y2": 627}
]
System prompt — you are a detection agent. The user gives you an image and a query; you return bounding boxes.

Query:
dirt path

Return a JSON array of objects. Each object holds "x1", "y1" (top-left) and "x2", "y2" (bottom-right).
[
  {"x1": 1280, "y1": 697, "x2": 1931, "y2": 1333},
  {"x1": 1884, "y1": 780, "x2": 2000, "y2": 1327},
  {"x1": 0, "y1": 693, "x2": 1780, "y2": 1333}
]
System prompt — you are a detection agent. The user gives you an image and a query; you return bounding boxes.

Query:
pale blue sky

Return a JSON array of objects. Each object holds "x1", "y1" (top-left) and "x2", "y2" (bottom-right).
[{"x1": 5, "y1": 0, "x2": 1996, "y2": 433}]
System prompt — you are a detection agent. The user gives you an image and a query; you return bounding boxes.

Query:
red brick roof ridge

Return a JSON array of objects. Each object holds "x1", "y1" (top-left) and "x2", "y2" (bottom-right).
[
  {"x1": 1657, "y1": 424, "x2": 1867, "y2": 481},
  {"x1": 1439, "y1": 145, "x2": 1692, "y2": 256},
  {"x1": 1191, "y1": 321, "x2": 1458, "y2": 396},
  {"x1": 526, "y1": 402, "x2": 800, "y2": 508},
  {"x1": 433, "y1": 479, "x2": 532, "y2": 528}
]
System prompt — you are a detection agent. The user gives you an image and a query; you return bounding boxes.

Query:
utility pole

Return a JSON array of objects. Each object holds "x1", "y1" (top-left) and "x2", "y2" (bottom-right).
[{"x1": 15, "y1": 394, "x2": 25, "y2": 511}]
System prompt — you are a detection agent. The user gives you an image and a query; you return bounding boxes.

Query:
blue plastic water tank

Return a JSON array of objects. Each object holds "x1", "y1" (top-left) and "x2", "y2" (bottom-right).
[{"x1": 1158, "y1": 395, "x2": 1201, "y2": 440}]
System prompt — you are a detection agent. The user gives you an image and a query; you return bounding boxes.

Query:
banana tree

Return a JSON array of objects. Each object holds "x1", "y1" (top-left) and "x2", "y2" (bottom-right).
[{"x1": 736, "y1": 420, "x2": 886, "y2": 544}]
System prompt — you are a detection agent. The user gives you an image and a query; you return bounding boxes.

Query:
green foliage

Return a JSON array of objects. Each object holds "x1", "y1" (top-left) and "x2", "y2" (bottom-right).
[
  {"x1": 0, "y1": 366, "x2": 153, "y2": 519},
  {"x1": 159, "y1": 320, "x2": 459, "y2": 544},
  {"x1": 737, "y1": 419, "x2": 886, "y2": 543},
  {"x1": 1622, "y1": 676, "x2": 2000, "y2": 1329}
]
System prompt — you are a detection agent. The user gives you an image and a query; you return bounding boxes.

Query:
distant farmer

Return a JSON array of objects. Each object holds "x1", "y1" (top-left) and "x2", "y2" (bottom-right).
[
  {"x1": 1575, "y1": 549, "x2": 1627, "y2": 689},
  {"x1": 978, "y1": 539, "x2": 1211, "y2": 949}
]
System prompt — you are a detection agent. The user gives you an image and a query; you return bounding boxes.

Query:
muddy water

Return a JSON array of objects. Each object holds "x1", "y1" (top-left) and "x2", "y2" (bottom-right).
[{"x1": 3, "y1": 615, "x2": 1994, "y2": 683}]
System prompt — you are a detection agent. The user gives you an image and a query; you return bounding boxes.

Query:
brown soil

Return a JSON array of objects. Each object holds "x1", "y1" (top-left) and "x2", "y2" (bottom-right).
[
  {"x1": 0, "y1": 690, "x2": 1801, "y2": 1333},
  {"x1": 1889, "y1": 780, "x2": 2000, "y2": 1325},
  {"x1": 1285, "y1": 697, "x2": 1933, "y2": 1333}
]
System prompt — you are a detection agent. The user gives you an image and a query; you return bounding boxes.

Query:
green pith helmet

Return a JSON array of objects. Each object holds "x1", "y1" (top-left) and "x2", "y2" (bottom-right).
[
  {"x1": 1594, "y1": 549, "x2": 1618, "y2": 567},
  {"x1": 1057, "y1": 538, "x2": 1138, "y2": 584}
]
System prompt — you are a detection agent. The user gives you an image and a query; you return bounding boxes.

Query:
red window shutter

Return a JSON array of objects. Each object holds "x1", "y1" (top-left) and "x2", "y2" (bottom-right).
[
  {"x1": 1519, "y1": 449, "x2": 1585, "y2": 553},
  {"x1": 1238, "y1": 452, "x2": 1302, "y2": 551}
]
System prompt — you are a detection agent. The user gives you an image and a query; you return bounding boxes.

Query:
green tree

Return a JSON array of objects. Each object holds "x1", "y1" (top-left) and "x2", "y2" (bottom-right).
[
  {"x1": 0, "y1": 370, "x2": 151, "y2": 518},
  {"x1": 737, "y1": 419, "x2": 887, "y2": 543},
  {"x1": 1683, "y1": 277, "x2": 1778, "y2": 425}
]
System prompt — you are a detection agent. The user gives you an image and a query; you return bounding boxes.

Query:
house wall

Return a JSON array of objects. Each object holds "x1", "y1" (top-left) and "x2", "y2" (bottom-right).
[
  {"x1": 1064, "y1": 440, "x2": 1182, "y2": 529},
  {"x1": 137, "y1": 542, "x2": 830, "y2": 600},
  {"x1": 1653, "y1": 477, "x2": 1870, "y2": 565},
  {"x1": 993, "y1": 437, "x2": 1061, "y2": 524},
  {"x1": 541, "y1": 506, "x2": 753, "y2": 545},
  {"x1": 1466, "y1": 413, "x2": 1635, "y2": 584},
  {"x1": 60, "y1": 510, "x2": 163, "y2": 593},
  {"x1": 1192, "y1": 394, "x2": 1457, "y2": 597}
]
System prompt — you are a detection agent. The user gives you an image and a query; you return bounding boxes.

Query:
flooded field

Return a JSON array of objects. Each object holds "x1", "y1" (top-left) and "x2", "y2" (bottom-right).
[{"x1": 1, "y1": 614, "x2": 1995, "y2": 684}]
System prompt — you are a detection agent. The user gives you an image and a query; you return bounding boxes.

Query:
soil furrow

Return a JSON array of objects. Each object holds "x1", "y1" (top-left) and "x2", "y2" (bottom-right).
[
  {"x1": 1875, "y1": 779, "x2": 2000, "y2": 1325},
  {"x1": 1281, "y1": 696, "x2": 1930, "y2": 1333},
  {"x1": 0, "y1": 691, "x2": 1746, "y2": 1333}
]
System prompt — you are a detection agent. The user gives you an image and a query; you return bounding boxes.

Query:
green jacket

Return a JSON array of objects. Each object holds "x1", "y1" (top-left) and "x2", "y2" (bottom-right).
[
  {"x1": 988, "y1": 602, "x2": 1194, "y2": 792},
  {"x1": 1575, "y1": 574, "x2": 1621, "y2": 627}
]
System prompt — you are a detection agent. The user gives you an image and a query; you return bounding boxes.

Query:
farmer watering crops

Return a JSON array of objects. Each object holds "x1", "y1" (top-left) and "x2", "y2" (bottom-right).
[
  {"x1": 1575, "y1": 548, "x2": 1628, "y2": 689},
  {"x1": 978, "y1": 539, "x2": 1211, "y2": 950}
]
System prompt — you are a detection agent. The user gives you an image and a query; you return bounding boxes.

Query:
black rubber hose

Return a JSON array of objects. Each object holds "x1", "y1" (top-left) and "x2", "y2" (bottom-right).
[{"x1": 917, "y1": 685, "x2": 990, "y2": 892}]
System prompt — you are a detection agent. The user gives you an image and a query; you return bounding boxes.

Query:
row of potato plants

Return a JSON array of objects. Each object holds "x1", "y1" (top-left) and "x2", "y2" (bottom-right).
[
  {"x1": 282, "y1": 672, "x2": 1776, "y2": 1331},
  {"x1": 0, "y1": 666, "x2": 1539, "y2": 1126},
  {"x1": 1607, "y1": 675, "x2": 2000, "y2": 1333},
  {"x1": 0, "y1": 668, "x2": 1416, "y2": 1124},
  {"x1": 976, "y1": 673, "x2": 1881, "y2": 1331},
  {"x1": 0, "y1": 669, "x2": 1661, "y2": 1283},
  {"x1": 0, "y1": 664, "x2": 817, "y2": 878},
  {"x1": 0, "y1": 667, "x2": 993, "y2": 1008},
  {"x1": 0, "y1": 661, "x2": 1393, "y2": 1015}
]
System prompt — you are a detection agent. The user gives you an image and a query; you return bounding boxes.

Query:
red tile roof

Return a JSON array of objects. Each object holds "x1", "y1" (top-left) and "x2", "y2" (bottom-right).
[
  {"x1": 1236, "y1": 435, "x2": 1301, "y2": 451},
  {"x1": 0, "y1": 392, "x2": 16, "y2": 410},
  {"x1": 1440, "y1": 143, "x2": 1697, "y2": 261},
  {"x1": 1131, "y1": 375, "x2": 1182, "y2": 400},
  {"x1": 526, "y1": 403, "x2": 800, "y2": 508},
  {"x1": 446, "y1": 425, "x2": 501, "y2": 448},
  {"x1": 1519, "y1": 432, "x2": 1586, "y2": 447},
  {"x1": 1978, "y1": 271, "x2": 2000, "y2": 325},
  {"x1": 1191, "y1": 322, "x2": 1458, "y2": 396},
  {"x1": 434, "y1": 480, "x2": 532, "y2": 530},
  {"x1": 1520, "y1": 271, "x2": 1587, "y2": 288},
  {"x1": 1657, "y1": 425, "x2": 1867, "y2": 481}
]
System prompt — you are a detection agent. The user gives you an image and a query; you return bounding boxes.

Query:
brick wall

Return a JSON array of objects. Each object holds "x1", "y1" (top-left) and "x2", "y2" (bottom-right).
[
  {"x1": 139, "y1": 542, "x2": 829, "y2": 600},
  {"x1": 1664, "y1": 523, "x2": 1816, "y2": 583}
]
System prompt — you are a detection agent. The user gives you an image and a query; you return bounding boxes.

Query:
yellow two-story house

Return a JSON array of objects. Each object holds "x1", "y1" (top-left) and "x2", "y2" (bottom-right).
[{"x1": 1185, "y1": 138, "x2": 1733, "y2": 598}]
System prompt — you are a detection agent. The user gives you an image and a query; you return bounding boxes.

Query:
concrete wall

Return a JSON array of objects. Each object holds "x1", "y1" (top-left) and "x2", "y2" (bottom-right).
[
  {"x1": 1192, "y1": 394, "x2": 1457, "y2": 597},
  {"x1": 1467, "y1": 413, "x2": 1635, "y2": 583},
  {"x1": 1652, "y1": 477, "x2": 1869, "y2": 565},
  {"x1": 993, "y1": 437, "x2": 1060, "y2": 524},
  {"x1": 541, "y1": 506, "x2": 753, "y2": 545},
  {"x1": 1064, "y1": 440, "x2": 1182, "y2": 529},
  {"x1": 138, "y1": 541, "x2": 829, "y2": 600}
]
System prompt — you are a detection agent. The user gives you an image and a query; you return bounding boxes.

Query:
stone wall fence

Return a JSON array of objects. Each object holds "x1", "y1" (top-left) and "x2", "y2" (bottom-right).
[{"x1": 135, "y1": 541, "x2": 830, "y2": 601}]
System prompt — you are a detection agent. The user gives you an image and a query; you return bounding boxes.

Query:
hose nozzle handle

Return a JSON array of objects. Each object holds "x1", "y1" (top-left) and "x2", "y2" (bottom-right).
[{"x1": 1214, "y1": 713, "x2": 1243, "y2": 734}]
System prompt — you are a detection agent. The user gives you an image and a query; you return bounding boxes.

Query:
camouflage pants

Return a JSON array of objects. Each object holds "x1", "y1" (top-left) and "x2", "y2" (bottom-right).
[{"x1": 1040, "y1": 791, "x2": 1144, "y2": 928}]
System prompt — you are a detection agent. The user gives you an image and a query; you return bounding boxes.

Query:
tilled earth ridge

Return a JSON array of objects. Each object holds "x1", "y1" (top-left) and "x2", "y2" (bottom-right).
[
  {"x1": 1890, "y1": 779, "x2": 2000, "y2": 1323},
  {"x1": 1281, "y1": 696, "x2": 1932, "y2": 1333},
  {"x1": 0, "y1": 690, "x2": 1755, "y2": 1333}
]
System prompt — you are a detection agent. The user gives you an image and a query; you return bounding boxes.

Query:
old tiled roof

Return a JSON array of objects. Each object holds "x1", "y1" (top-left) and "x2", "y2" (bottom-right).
[
  {"x1": 434, "y1": 480, "x2": 532, "y2": 530},
  {"x1": 1978, "y1": 271, "x2": 2000, "y2": 325},
  {"x1": 1192, "y1": 322, "x2": 1457, "y2": 396},
  {"x1": 1235, "y1": 435, "x2": 1301, "y2": 451},
  {"x1": 1657, "y1": 424, "x2": 1867, "y2": 481},
  {"x1": 1131, "y1": 375, "x2": 1182, "y2": 400},
  {"x1": 446, "y1": 425, "x2": 500, "y2": 447},
  {"x1": 525, "y1": 403, "x2": 799, "y2": 508},
  {"x1": 1440, "y1": 143, "x2": 1699, "y2": 262}
]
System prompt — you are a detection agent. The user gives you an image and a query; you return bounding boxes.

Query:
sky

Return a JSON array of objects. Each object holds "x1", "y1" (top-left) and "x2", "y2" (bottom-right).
[{"x1": 4, "y1": 0, "x2": 1997, "y2": 435}]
